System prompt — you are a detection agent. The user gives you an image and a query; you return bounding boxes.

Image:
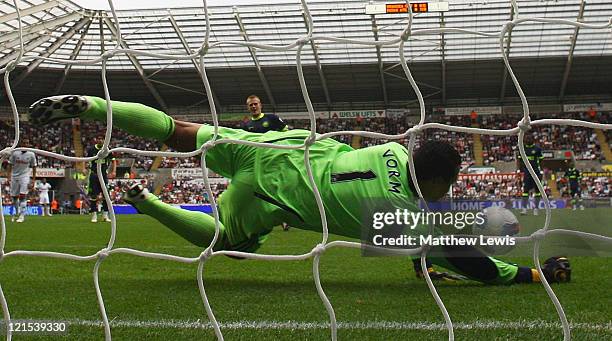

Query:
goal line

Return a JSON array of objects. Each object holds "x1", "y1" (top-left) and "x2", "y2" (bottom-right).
[{"x1": 60, "y1": 318, "x2": 612, "y2": 332}]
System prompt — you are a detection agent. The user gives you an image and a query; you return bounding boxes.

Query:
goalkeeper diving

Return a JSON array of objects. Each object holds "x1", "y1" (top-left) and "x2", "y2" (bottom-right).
[{"x1": 28, "y1": 95, "x2": 571, "y2": 285}]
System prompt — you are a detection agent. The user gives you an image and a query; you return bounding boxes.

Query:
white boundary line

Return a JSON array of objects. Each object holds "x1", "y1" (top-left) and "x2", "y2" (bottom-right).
[{"x1": 64, "y1": 319, "x2": 611, "y2": 331}]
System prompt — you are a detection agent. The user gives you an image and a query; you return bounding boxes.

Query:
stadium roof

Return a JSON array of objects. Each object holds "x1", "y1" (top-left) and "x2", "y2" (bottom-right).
[{"x1": 1, "y1": 0, "x2": 611, "y2": 112}]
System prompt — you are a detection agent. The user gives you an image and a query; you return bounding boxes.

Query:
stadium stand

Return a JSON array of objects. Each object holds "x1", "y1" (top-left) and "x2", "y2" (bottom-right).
[
  {"x1": 2, "y1": 110, "x2": 609, "y2": 205},
  {"x1": 4, "y1": 112, "x2": 608, "y2": 205},
  {"x1": 0, "y1": 120, "x2": 73, "y2": 168}
]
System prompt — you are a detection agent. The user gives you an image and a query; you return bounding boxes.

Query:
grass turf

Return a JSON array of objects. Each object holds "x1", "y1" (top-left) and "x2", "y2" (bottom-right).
[{"x1": 0, "y1": 209, "x2": 609, "y2": 340}]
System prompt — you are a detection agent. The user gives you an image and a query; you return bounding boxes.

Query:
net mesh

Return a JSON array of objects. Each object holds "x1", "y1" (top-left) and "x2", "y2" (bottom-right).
[{"x1": 0, "y1": 1, "x2": 611, "y2": 340}]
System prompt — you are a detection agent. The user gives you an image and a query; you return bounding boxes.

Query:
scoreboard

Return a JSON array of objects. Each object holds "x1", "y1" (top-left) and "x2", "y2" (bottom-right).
[
  {"x1": 387, "y1": 3, "x2": 429, "y2": 13},
  {"x1": 365, "y1": 2, "x2": 449, "y2": 15}
]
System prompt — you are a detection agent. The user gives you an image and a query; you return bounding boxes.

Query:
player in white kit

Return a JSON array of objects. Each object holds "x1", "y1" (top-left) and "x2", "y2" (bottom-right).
[
  {"x1": 7, "y1": 148, "x2": 37, "y2": 223},
  {"x1": 37, "y1": 178, "x2": 53, "y2": 217}
]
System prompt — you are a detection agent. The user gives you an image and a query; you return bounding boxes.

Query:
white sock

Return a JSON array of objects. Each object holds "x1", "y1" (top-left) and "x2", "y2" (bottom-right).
[{"x1": 19, "y1": 199, "x2": 27, "y2": 216}]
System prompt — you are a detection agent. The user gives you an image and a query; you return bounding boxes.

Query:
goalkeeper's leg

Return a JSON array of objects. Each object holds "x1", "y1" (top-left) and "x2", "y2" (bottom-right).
[
  {"x1": 123, "y1": 184, "x2": 226, "y2": 249},
  {"x1": 28, "y1": 95, "x2": 195, "y2": 150},
  {"x1": 29, "y1": 95, "x2": 277, "y2": 250},
  {"x1": 28, "y1": 95, "x2": 262, "y2": 178},
  {"x1": 124, "y1": 180, "x2": 275, "y2": 253}
]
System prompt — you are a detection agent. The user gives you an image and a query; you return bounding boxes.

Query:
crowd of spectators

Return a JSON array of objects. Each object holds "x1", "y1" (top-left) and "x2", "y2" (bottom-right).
[
  {"x1": 479, "y1": 115, "x2": 518, "y2": 164},
  {"x1": 2, "y1": 110, "x2": 610, "y2": 205},
  {"x1": 158, "y1": 180, "x2": 227, "y2": 204},
  {"x1": 557, "y1": 176, "x2": 611, "y2": 198},
  {"x1": 360, "y1": 117, "x2": 408, "y2": 147},
  {"x1": 290, "y1": 115, "x2": 476, "y2": 165},
  {"x1": 78, "y1": 111, "x2": 609, "y2": 172},
  {"x1": 452, "y1": 174, "x2": 612, "y2": 200},
  {"x1": 295, "y1": 119, "x2": 354, "y2": 145},
  {"x1": 479, "y1": 112, "x2": 607, "y2": 164},
  {"x1": 536, "y1": 125, "x2": 601, "y2": 160},
  {"x1": 581, "y1": 176, "x2": 611, "y2": 197},
  {"x1": 0, "y1": 121, "x2": 73, "y2": 169},
  {"x1": 1, "y1": 180, "x2": 10, "y2": 207},
  {"x1": 358, "y1": 115, "x2": 475, "y2": 165},
  {"x1": 450, "y1": 172, "x2": 610, "y2": 200},
  {"x1": 450, "y1": 175, "x2": 550, "y2": 199}
]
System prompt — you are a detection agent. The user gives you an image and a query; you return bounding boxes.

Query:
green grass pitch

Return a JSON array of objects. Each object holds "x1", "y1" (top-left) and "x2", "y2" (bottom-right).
[{"x1": 0, "y1": 209, "x2": 610, "y2": 340}]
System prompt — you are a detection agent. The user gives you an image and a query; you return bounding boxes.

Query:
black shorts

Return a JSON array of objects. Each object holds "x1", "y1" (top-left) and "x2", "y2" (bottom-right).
[
  {"x1": 569, "y1": 183, "x2": 581, "y2": 197},
  {"x1": 522, "y1": 171, "x2": 543, "y2": 194},
  {"x1": 88, "y1": 175, "x2": 108, "y2": 197}
]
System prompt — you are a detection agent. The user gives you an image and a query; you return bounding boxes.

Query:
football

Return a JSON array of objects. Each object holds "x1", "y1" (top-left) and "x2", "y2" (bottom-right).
[{"x1": 473, "y1": 206, "x2": 521, "y2": 254}]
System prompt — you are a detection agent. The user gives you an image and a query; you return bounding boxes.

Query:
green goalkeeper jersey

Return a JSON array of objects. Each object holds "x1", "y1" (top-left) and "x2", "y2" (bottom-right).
[{"x1": 252, "y1": 131, "x2": 418, "y2": 239}]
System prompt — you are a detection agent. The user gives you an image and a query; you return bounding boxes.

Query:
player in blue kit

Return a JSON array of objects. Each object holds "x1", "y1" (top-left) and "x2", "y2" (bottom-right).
[
  {"x1": 564, "y1": 162, "x2": 584, "y2": 211},
  {"x1": 517, "y1": 135, "x2": 544, "y2": 215},
  {"x1": 242, "y1": 95, "x2": 288, "y2": 133}
]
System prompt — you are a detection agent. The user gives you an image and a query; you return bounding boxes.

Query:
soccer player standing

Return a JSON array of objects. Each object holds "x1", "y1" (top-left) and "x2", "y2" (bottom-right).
[
  {"x1": 517, "y1": 135, "x2": 544, "y2": 215},
  {"x1": 37, "y1": 178, "x2": 53, "y2": 217},
  {"x1": 242, "y1": 95, "x2": 291, "y2": 231},
  {"x1": 7, "y1": 143, "x2": 37, "y2": 223},
  {"x1": 564, "y1": 161, "x2": 584, "y2": 211},
  {"x1": 242, "y1": 95, "x2": 288, "y2": 133},
  {"x1": 86, "y1": 138, "x2": 117, "y2": 223}
]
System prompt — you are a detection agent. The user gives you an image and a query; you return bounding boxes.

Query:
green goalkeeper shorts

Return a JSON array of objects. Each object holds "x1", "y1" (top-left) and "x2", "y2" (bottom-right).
[{"x1": 195, "y1": 124, "x2": 286, "y2": 252}]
